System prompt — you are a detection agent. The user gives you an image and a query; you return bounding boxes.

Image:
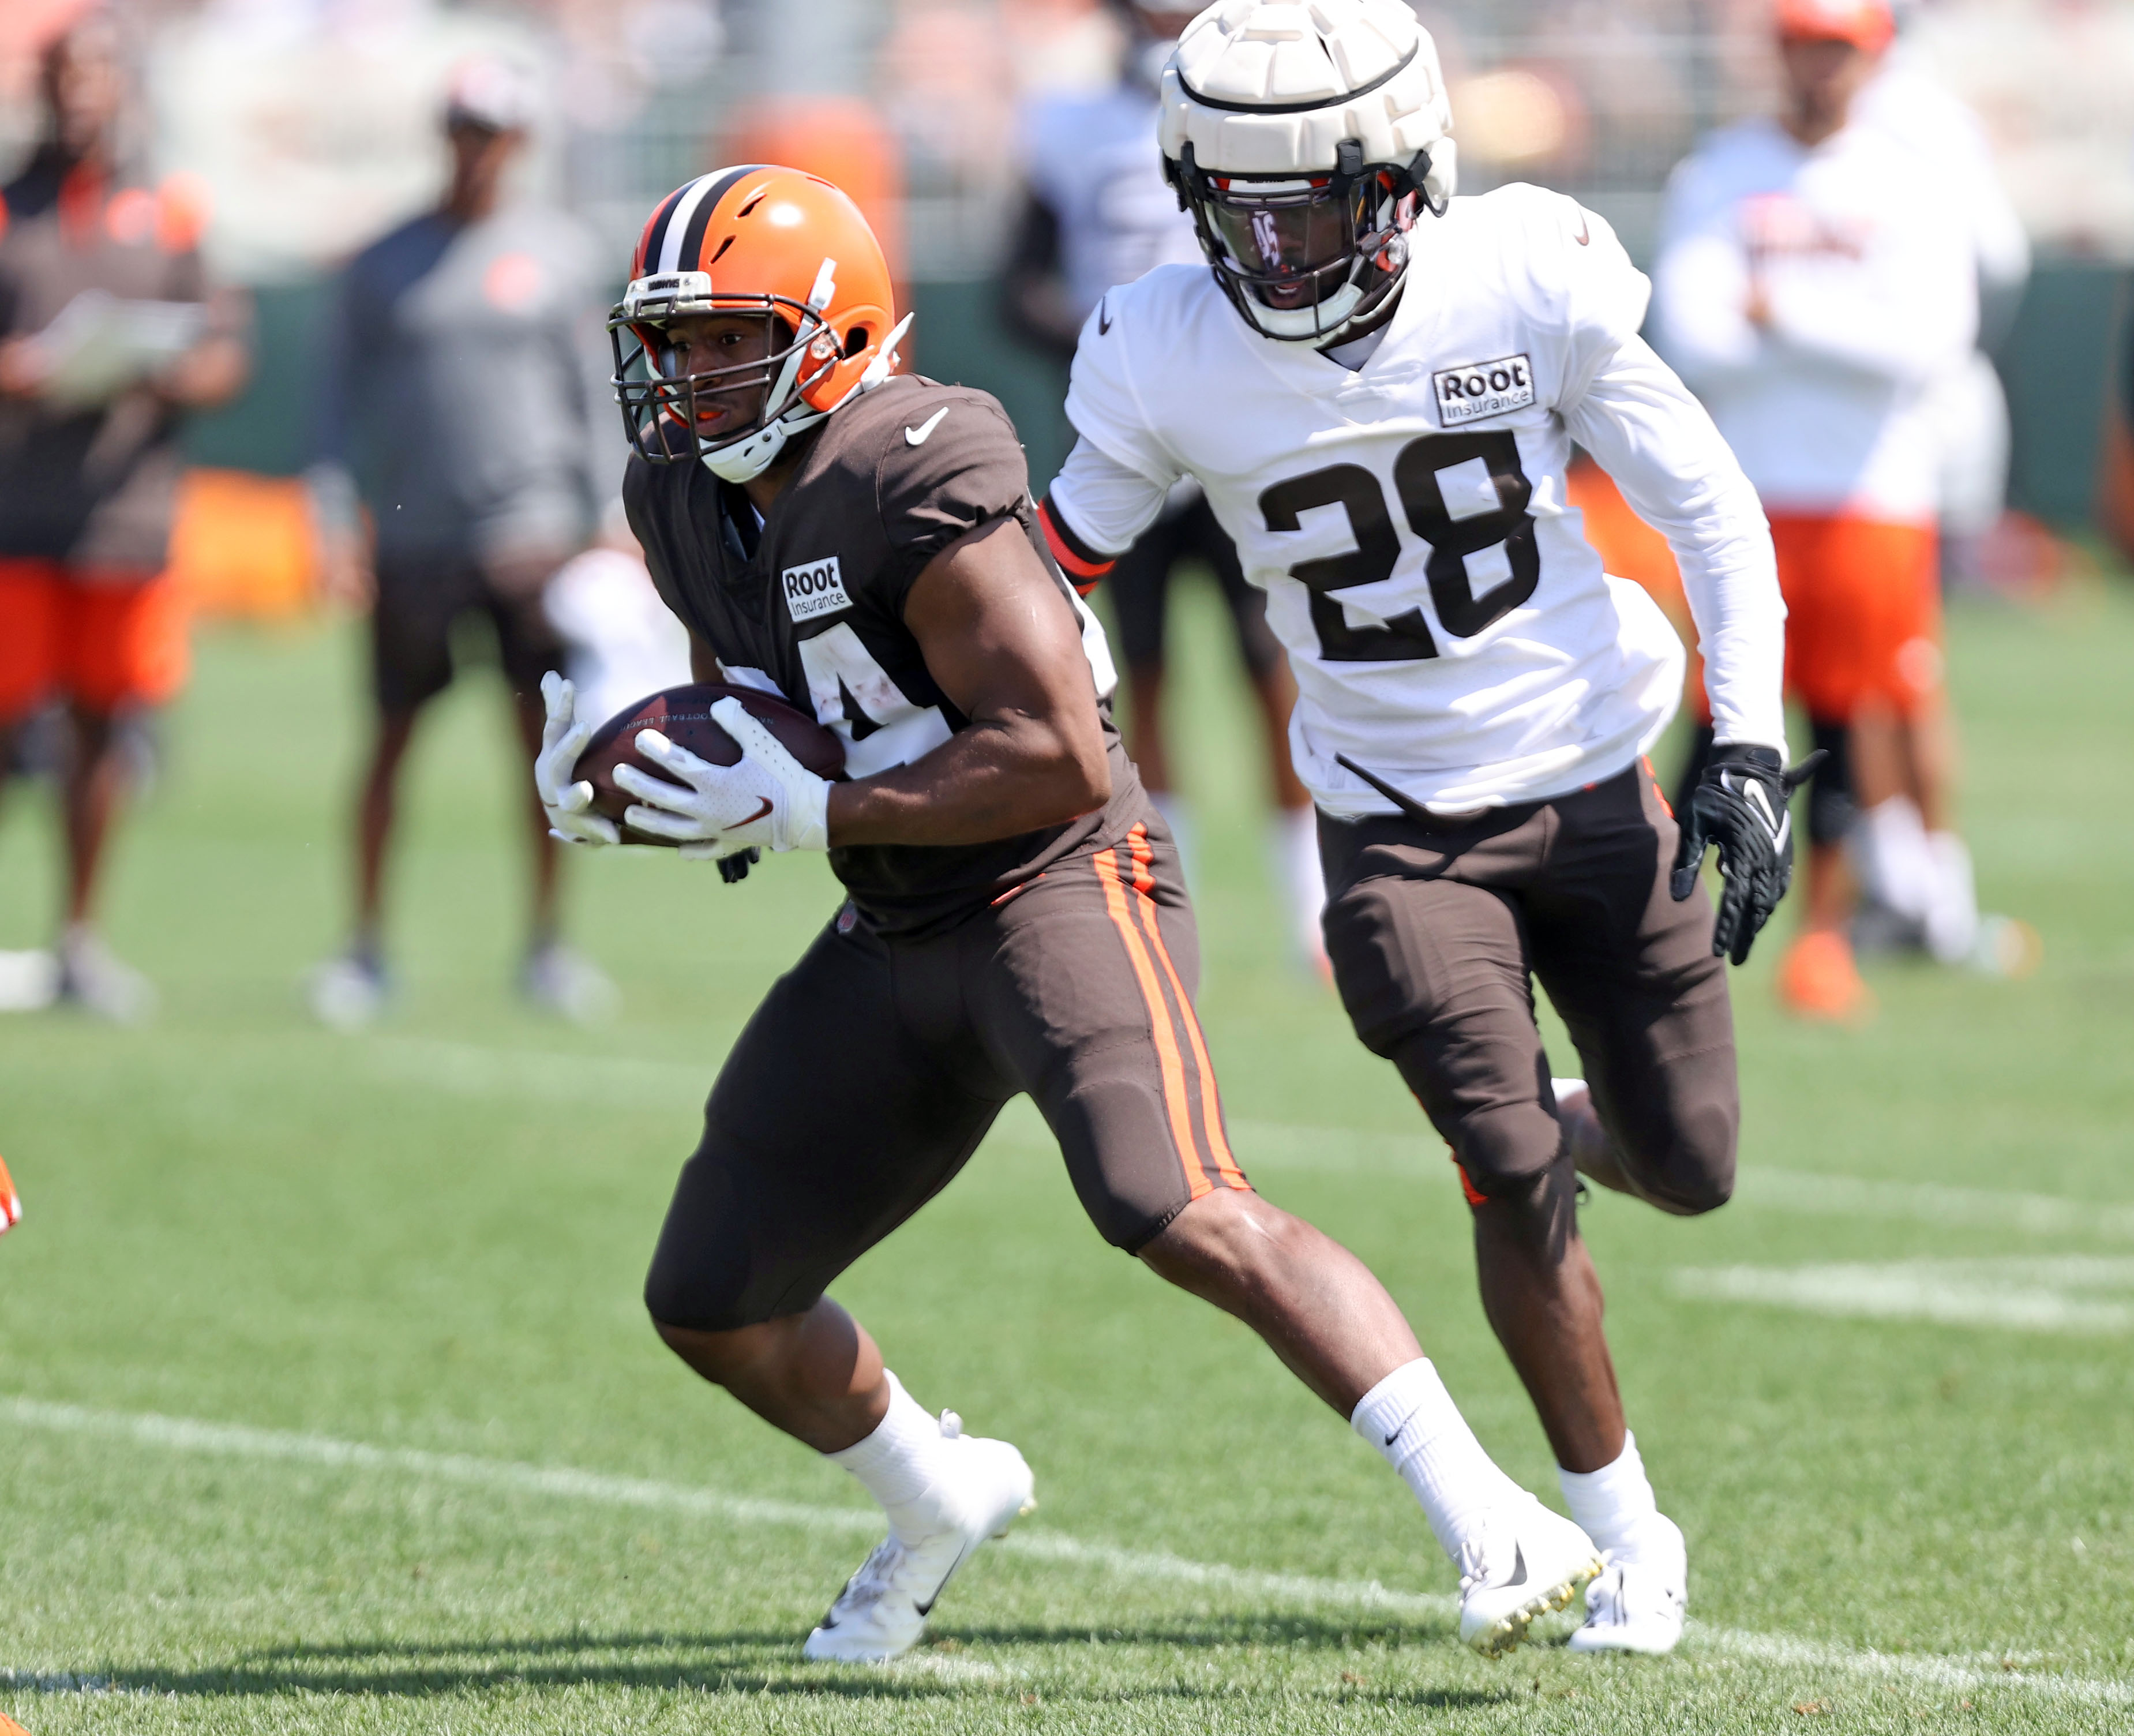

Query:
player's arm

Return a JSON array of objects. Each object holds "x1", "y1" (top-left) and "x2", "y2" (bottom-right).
[
  {"x1": 1563, "y1": 335, "x2": 1786, "y2": 759},
  {"x1": 1034, "y1": 436, "x2": 1177, "y2": 597},
  {"x1": 824, "y1": 516, "x2": 1111, "y2": 847},
  {"x1": 602, "y1": 517, "x2": 1112, "y2": 856},
  {"x1": 1563, "y1": 336, "x2": 1810, "y2": 962}
]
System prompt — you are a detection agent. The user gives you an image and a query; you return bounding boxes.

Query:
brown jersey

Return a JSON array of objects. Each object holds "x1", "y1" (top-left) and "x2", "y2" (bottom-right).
[{"x1": 624, "y1": 373, "x2": 1139, "y2": 938}]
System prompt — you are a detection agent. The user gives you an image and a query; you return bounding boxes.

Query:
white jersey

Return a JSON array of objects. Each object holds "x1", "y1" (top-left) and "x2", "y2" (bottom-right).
[
  {"x1": 1652, "y1": 119, "x2": 1978, "y2": 526},
  {"x1": 1855, "y1": 53, "x2": 2030, "y2": 301},
  {"x1": 1055, "y1": 185, "x2": 1785, "y2": 818},
  {"x1": 1855, "y1": 53, "x2": 2030, "y2": 535},
  {"x1": 1019, "y1": 85, "x2": 1206, "y2": 325}
]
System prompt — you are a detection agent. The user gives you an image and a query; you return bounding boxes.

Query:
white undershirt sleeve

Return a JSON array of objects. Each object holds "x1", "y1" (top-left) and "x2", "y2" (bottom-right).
[
  {"x1": 1045, "y1": 436, "x2": 1177, "y2": 558},
  {"x1": 1561, "y1": 335, "x2": 1788, "y2": 753}
]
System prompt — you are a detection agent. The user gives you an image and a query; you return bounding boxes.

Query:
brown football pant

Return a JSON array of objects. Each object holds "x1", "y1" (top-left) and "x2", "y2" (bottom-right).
[{"x1": 1319, "y1": 762, "x2": 1738, "y2": 1214}]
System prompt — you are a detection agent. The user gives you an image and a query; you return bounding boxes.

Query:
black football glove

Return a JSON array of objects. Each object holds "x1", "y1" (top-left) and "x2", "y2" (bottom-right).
[
  {"x1": 717, "y1": 847, "x2": 760, "y2": 884},
  {"x1": 1668, "y1": 744, "x2": 1823, "y2": 965}
]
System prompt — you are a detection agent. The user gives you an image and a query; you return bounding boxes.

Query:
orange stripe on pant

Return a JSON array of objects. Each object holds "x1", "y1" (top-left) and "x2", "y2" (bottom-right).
[
  {"x1": 1092, "y1": 843, "x2": 1211, "y2": 1202},
  {"x1": 1124, "y1": 826, "x2": 1250, "y2": 1192}
]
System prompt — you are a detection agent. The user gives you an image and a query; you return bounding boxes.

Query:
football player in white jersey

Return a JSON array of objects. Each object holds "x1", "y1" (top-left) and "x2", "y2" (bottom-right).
[
  {"x1": 1042, "y1": 0, "x2": 1804, "y2": 1654},
  {"x1": 1008, "y1": 0, "x2": 1330, "y2": 969}
]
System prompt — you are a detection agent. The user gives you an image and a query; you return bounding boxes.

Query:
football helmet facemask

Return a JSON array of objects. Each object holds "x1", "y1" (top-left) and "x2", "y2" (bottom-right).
[
  {"x1": 610, "y1": 166, "x2": 910, "y2": 483},
  {"x1": 1159, "y1": 0, "x2": 1456, "y2": 343}
]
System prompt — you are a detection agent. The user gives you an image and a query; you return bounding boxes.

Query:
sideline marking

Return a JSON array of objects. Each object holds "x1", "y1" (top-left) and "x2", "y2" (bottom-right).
[
  {"x1": 4, "y1": 1396, "x2": 2129, "y2": 1707},
  {"x1": 1671, "y1": 1257, "x2": 2134, "y2": 1336}
]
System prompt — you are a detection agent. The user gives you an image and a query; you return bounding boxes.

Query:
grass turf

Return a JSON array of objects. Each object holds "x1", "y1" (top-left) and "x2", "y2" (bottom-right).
[{"x1": 2, "y1": 575, "x2": 2132, "y2": 1733}]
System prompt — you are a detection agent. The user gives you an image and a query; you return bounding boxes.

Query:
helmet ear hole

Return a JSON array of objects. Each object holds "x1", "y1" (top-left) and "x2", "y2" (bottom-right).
[{"x1": 843, "y1": 325, "x2": 869, "y2": 359}]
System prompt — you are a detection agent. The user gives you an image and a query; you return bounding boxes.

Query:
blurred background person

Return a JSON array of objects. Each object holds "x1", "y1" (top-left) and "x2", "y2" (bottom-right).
[
  {"x1": 1652, "y1": 0, "x2": 2022, "y2": 1025},
  {"x1": 1843, "y1": 1, "x2": 2032, "y2": 965},
  {"x1": 305, "y1": 57, "x2": 616, "y2": 1030},
  {"x1": 1855, "y1": 4, "x2": 2031, "y2": 592},
  {"x1": 1001, "y1": 0, "x2": 1328, "y2": 972},
  {"x1": 0, "y1": 8, "x2": 248, "y2": 1022},
  {"x1": 542, "y1": 500, "x2": 692, "y2": 731}
]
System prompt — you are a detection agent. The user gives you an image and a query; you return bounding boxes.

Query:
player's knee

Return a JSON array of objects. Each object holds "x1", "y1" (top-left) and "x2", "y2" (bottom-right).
[
  {"x1": 1138, "y1": 1187, "x2": 1295, "y2": 1288},
  {"x1": 1614, "y1": 1093, "x2": 1737, "y2": 1216},
  {"x1": 642, "y1": 1248, "x2": 749, "y2": 1346},
  {"x1": 1443, "y1": 1098, "x2": 1563, "y2": 1206},
  {"x1": 647, "y1": 1311, "x2": 792, "y2": 1395}
]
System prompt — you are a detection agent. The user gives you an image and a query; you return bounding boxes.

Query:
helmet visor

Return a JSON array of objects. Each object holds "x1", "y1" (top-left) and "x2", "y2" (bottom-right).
[{"x1": 1205, "y1": 179, "x2": 1356, "y2": 310}]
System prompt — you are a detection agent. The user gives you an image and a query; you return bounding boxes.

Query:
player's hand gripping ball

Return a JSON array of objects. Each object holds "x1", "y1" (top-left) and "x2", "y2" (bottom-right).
[
  {"x1": 573, "y1": 683, "x2": 845, "y2": 867},
  {"x1": 1669, "y1": 743, "x2": 1824, "y2": 965},
  {"x1": 536, "y1": 672, "x2": 622, "y2": 848}
]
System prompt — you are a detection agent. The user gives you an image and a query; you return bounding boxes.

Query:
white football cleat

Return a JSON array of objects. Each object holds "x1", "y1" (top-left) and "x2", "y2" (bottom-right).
[
  {"x1": 1457, "y1": 1498, "x2": 1603, "y2": 1657},
  {"x1": 1567, "y1": 1516, "x2": 1687, "y2": 1655},
  {"x1": 802, "y1": 1411, "x2": 1034, "y2": 1663},
  {"x1": 56, "y1": 927, "x2": 155, "y2": 1025},
  {"x1": 519, "y1": 941, "x2": 620, "y2": 1025},
  {"x1": 308, "y1": 950, "x2": 389, "y2": 1031}
]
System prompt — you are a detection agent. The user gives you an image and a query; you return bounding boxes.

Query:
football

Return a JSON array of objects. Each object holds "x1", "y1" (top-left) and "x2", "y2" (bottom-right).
[{"x1": 573, "y1": 682, "x2": 845, "y2": 845}]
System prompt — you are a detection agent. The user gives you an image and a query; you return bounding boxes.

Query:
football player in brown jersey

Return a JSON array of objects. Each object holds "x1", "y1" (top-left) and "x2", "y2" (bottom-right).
[{"x1": 532, "y1": 167, "x2": 1603, "y2": 1662}]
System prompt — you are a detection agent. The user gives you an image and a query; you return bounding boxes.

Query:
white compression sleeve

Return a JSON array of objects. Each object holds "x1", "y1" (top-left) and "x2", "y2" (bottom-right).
[
  {"x1": 1046, "y1": 437, "x2": 1176, "y2": 558},
  {"x1": 1562, "y1": 336, "x2": 1788, "y2": 754}
]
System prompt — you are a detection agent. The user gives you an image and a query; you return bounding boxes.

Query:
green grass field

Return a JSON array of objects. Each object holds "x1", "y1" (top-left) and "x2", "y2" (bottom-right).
[{"x1": 3, "y1": 577, "x2": 2132, "y2": 1734}]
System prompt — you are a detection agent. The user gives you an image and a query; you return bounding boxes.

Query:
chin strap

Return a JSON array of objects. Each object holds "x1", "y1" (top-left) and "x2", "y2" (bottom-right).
[
  {"x1": 701, "y1": 311, "x2": 919, "y2": 482},
  {"x1": 857, "y1": 312, "x2": 916, "y2": 392}
]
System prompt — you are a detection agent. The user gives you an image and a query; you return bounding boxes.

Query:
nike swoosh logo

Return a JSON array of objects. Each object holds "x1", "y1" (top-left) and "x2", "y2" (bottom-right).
[
  {"x1": 1505, "y1": 1544, "x2": 1529, "y2": 1587},
  {"x1": 1574, "y1": 213, "x2": 1591, "y2": 245},
  {"x1": 915, "y1": 1539, "x2": 977, "y2": 1617},
  {"x1": 904, "y1": 407, "x2": 950, "y2": 445},
  {"x1": 1097, "y1": 297, "x2": 1112, "y2": 335},
  {"x1": 722, "y1": 798, "x2": 774, "y2": 831},
  {"x1": 1384, "y1": 1429, "x2": 1402, "y2": 1448}
]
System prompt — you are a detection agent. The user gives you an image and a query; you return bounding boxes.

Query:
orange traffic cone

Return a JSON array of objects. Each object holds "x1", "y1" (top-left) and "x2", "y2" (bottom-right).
[{"x1": 0, "y1": 1154, "x2": 20, "y2": 1233}]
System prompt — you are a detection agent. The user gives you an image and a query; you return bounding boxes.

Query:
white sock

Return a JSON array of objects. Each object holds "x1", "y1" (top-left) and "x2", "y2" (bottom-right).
[
  {"x1": 1557, "y1": 1431, "x2": 1663, "y2": 1561},
  {"x1": 1267, "y1": 806, "x2": 1327, "y2": 966},
  {"x1": 1851, "y1": 797, "x2": 1934, "y2": 921},
  {"x1": 825, "y1": 1370, "x2": 957, "y2": 1544},
  {"x1": 1923, "y1": 830, "x2": 1979, "y2": 965},
  {"x1": 1353, "y1": 1358, "x2": 1525, "y2": 1563}
]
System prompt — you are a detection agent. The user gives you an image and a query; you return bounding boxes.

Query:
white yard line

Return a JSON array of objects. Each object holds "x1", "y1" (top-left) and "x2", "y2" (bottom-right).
[
  {"x1": 4, "y1": 1396, "x2": 2128, "y2": 1706},
  {"x1": 1671, "y1": 1257, "x2": 2134, "y2": 1335},
  {"x1": 1737, "y1": 1168, "x2": 2134, "y2": 1243}
]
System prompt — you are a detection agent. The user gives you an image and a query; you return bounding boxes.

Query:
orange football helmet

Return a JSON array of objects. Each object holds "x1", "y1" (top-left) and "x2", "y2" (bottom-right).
[{"x1": 610, "y1": 166, "x2": 910, "y2": 482}]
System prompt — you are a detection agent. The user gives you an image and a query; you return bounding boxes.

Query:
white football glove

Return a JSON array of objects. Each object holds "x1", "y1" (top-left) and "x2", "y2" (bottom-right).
[
  {"x1": 534, "y1": 671, "x2": 620, "y2": 847},
  {"x1": 614, "y1": 695, "x2": 831, "y2": 857}
]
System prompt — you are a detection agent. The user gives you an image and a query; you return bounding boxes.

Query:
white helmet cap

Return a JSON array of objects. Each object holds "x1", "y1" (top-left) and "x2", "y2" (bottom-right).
[
  {"x1": 1157, "y1": 1, "x2": 1456, "y2": 341},
  {"x1": 1159, "y1": 0, "x2": 1455, "y2": 207}
]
